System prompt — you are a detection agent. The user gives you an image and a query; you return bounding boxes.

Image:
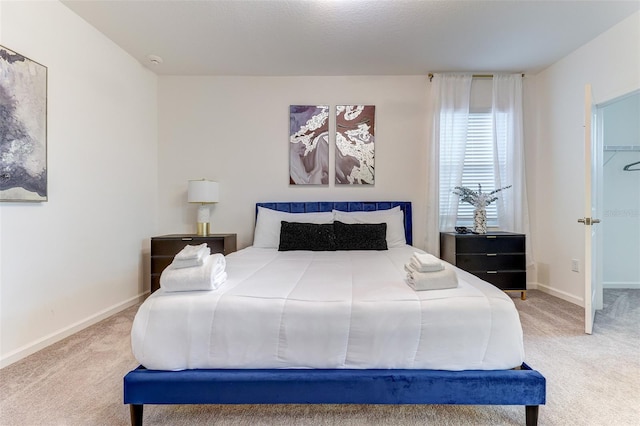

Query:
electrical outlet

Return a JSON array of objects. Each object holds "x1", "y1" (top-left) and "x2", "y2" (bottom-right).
[{"x1": 571, "y1": 259, "x2": 580, "y2": 272}]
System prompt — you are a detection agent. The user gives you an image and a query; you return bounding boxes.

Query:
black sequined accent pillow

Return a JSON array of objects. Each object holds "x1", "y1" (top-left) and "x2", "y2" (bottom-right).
[
  {"x1": 333, "y1": 221, "x2": 388, "y2": 250},
  {"x1": 278, "y1": 221, "x2": 336, "y2": 251}
]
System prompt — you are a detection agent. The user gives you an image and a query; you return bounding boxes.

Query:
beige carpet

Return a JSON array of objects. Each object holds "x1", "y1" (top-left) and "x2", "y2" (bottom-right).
[{"x1": 1, "y1": 289, "x2": 638, "y2": 425}]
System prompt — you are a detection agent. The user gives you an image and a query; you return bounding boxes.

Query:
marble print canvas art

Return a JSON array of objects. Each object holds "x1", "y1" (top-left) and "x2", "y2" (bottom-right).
[
  {"x1": 289, "y1": 105, "x2": 329, "y2": 185},
  {"x1": 0, "y1": 45, "x2": 47, "y2": 201},
  {"x1": 335, "y1": 105, "x2": 375, "y2": 185}
]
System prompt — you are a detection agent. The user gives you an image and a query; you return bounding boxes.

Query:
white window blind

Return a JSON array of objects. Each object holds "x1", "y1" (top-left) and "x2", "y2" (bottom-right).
[{"x1": 457, "y1": 111, "x2": 498, "y2": 226}]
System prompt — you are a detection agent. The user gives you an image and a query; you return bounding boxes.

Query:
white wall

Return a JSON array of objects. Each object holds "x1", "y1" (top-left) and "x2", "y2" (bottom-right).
[
  {"x1": 0, "y1": 1, "x2": 158, "y2": 366},
  {"x1": 157, "y1": 76, "x2": 430, "y2": 249},
  {"x1": 529, "y1": 12, "x2": 640, "y2": 305}
]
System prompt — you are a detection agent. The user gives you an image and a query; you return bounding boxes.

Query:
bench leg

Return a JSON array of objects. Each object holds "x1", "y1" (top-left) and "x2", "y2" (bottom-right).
[
  {"x1": 130, "y1": 404, "x2": 143, "y2": 426},
  {"x1": 525, "y1": 405, "x2": 539, "y2": 426}
]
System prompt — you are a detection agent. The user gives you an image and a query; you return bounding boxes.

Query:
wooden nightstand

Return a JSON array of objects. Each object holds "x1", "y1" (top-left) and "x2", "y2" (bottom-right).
[
  {"x1": 440, "y1": 231, "x2": 527, "y2": 300},
  {"x1": 150, "y1": 234, "x2": 237, "y2": 293}
]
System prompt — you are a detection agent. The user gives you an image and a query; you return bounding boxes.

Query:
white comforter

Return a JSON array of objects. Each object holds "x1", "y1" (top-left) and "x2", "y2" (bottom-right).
[{"x1": 131, "y1": 246, "x2": 525, "y2": 371}]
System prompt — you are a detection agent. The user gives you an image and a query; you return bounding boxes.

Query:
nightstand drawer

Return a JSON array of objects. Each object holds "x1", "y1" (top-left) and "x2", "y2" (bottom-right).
[
  {"x1": 150, "y1": 256, "x2": 174, "y2": 276},
  {"x1": 472, "y1": 271, "x2": 526, "y2": 291},
  {"x1": 151, "y1": 237, "x2": 226, "y2": 256},
  {"x1": 456, "y1": 235, "x2": 525, "y2": 254},
  {"x1": 150, "y1": 234, "x2": 237, "y2": 293},
  {"x1": 456, "y1": 253, "x2": 525, "y2": 271}
]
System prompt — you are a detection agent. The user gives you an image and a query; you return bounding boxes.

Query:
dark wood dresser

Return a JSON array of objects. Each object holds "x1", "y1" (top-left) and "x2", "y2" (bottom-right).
[
  {"x1": 440, "y1": 231, "x2": 526, "y2": 300},
  {"x1": 150, "y1": 234, "x2": 237, "y2": 293}
]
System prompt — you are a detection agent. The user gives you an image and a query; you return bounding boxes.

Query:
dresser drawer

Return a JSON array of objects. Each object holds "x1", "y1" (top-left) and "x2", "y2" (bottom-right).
[
  {"x1": 456, "y1": 253, "x2": 526, "y2": 271},
  {"x1": 455, "y1": 235, "x2": 525, "y2": 254}
]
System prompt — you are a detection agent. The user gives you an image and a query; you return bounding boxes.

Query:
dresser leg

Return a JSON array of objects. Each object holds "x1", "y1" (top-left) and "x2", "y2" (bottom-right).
[{"x1": 521, "y1": 291, "x2": 527, "y2": 300}]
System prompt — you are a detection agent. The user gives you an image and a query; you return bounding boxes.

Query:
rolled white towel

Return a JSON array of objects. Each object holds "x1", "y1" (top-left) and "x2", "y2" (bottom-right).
[
  {"x1": 175, "y1": 243, "x2": 209, "y2": 260},
  {"x1": 405, "y1": 263, "x2": 458, "y2": 291},
  {"x1": 161, "y1": 253, "x2": 227, "y2": 292},
  {"x1": 171, "y1": 245, "x2": 211, "y2": 269},
  {"x1": 410, "y1": 252, "x2": 444, "y2": 272}
]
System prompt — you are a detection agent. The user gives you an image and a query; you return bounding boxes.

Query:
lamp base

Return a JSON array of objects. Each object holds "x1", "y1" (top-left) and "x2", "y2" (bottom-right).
[{"x1": 196, "y1": 222, "x2": 210, "y2": 236}]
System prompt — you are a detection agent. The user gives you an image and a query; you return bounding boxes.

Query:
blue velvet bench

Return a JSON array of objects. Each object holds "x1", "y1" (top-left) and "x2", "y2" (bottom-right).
[{"x1": 124, "y1": 363, "x2": 545, "y2": 425}]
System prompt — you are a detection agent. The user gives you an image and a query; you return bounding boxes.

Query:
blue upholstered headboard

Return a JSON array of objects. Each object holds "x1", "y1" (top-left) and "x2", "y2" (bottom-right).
[{"x1": 256, "y1": 201, "x2": 413, "y2": 245}]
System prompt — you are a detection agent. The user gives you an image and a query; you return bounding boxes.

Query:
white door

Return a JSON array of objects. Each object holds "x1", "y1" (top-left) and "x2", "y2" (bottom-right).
[{"x1": 580, "y1": 84, "x2": 601, "y2": 335}]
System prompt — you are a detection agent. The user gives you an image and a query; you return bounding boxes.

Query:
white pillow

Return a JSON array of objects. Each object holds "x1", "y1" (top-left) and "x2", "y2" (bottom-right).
[
  {"x1": 253, "y1": 206, "x2": 334, "y2": 248},
  {"x1": 332, "y1": 207, "x2": 407, "y2": 248}
]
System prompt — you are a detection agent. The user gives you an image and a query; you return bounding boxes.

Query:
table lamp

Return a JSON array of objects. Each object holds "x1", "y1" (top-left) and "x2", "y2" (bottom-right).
[{"x1": 188, "y1": 179, "x2": 219, "y2": 236}]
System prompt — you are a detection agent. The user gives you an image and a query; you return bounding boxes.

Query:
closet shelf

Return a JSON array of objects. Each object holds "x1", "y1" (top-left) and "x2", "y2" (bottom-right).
[{"x1": 604, "y1": 145, "x2": 640, "y2": 152}]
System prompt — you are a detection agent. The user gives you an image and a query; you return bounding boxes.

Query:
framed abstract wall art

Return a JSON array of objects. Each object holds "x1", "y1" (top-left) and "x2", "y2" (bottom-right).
[
  {"x1": 289, "y1": 105, "x2": 329, "y2": 185},
  {"x1": 0, "y1": 45, "x2": 48, "y2": 202},
  {"x1": 335, "y1": 105, "x2": 375, "y2": 185}
]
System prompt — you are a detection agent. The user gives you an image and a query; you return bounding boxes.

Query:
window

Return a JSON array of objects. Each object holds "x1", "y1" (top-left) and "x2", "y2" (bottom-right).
[
  {"x1": 432, "y1": 74, "x2": 527, "y2": 252},
  {"x1": 457, "y1": 111, "x2": 498, "y2": 226},
  {"x1": 438, "y1": 110, "x2": 499, "y2": 227}
]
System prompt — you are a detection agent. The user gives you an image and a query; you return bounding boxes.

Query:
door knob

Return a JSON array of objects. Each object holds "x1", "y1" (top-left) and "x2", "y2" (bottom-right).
[{"x1": 577, "y1": 218, "x2": 601, "y2": 225}]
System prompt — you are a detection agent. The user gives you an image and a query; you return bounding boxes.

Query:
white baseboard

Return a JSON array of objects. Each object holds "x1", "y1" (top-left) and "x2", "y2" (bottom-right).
[
  {"x1": 0, "y1": 292, "x2": 148, "y2": 369},
  {"x1": 527, "y1": 282, "x2": 584, "y2": 307},
  {"x1": 603, "y1": 281, "x2": 640, "y2": 289},
  {"x1": 527, "y1": 281, "x2": 639, "y2": 308}
]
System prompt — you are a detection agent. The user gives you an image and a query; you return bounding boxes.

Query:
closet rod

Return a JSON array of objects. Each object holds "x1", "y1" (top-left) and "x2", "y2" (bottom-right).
[{"x1": 428, "y1": 73, "x2": 525, "y2": 82}]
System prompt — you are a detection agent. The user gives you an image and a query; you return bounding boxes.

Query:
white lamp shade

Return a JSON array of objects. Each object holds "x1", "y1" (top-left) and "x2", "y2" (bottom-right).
[{"x1": 188, "y1": 180, "x2": 219, "y2": 203}]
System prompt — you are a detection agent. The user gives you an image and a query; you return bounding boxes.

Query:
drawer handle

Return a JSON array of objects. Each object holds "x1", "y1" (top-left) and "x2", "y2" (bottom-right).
[
  {"x1": 487, "y1": 271, "x2": 498, "y2": 274},
  {"x1": 486, "y1": 235, "x2": 497, "y2": 239},
  {"x1": 486, "y1": 253, "x2": 497, "y2": 257},
  {"x1": 181, "y1": 237, "x2": 193, "y2": 241}
]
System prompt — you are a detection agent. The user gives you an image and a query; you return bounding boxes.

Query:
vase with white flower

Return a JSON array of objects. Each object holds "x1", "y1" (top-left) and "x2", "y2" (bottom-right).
[{"x1": 452, "y1": 184, "x2": 512, "y2": 234}]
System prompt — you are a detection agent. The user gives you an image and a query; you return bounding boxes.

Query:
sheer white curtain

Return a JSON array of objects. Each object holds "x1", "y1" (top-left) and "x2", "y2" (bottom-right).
[
  {"x1": 425, "y1": 74, "x2": 472, "y2": 255},
  {"x1": 492, "y1": 74, "x2": 534, "y2": 264}
]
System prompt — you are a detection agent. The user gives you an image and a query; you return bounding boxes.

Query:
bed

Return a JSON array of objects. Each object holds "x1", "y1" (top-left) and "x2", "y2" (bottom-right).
[{"x1": 124, "y1": 201, "x2": 545, "y2": 425}]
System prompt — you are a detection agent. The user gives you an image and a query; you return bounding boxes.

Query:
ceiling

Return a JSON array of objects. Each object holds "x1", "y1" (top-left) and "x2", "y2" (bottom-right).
[{"x1": 61, "y1": 0, "x2": 640, "y2": 76}]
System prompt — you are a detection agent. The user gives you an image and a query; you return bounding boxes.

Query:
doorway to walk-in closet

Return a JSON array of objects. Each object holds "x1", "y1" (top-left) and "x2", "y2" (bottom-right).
[{"x1": 597, "y1": 89, "x2": 640, "y2": 324}]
